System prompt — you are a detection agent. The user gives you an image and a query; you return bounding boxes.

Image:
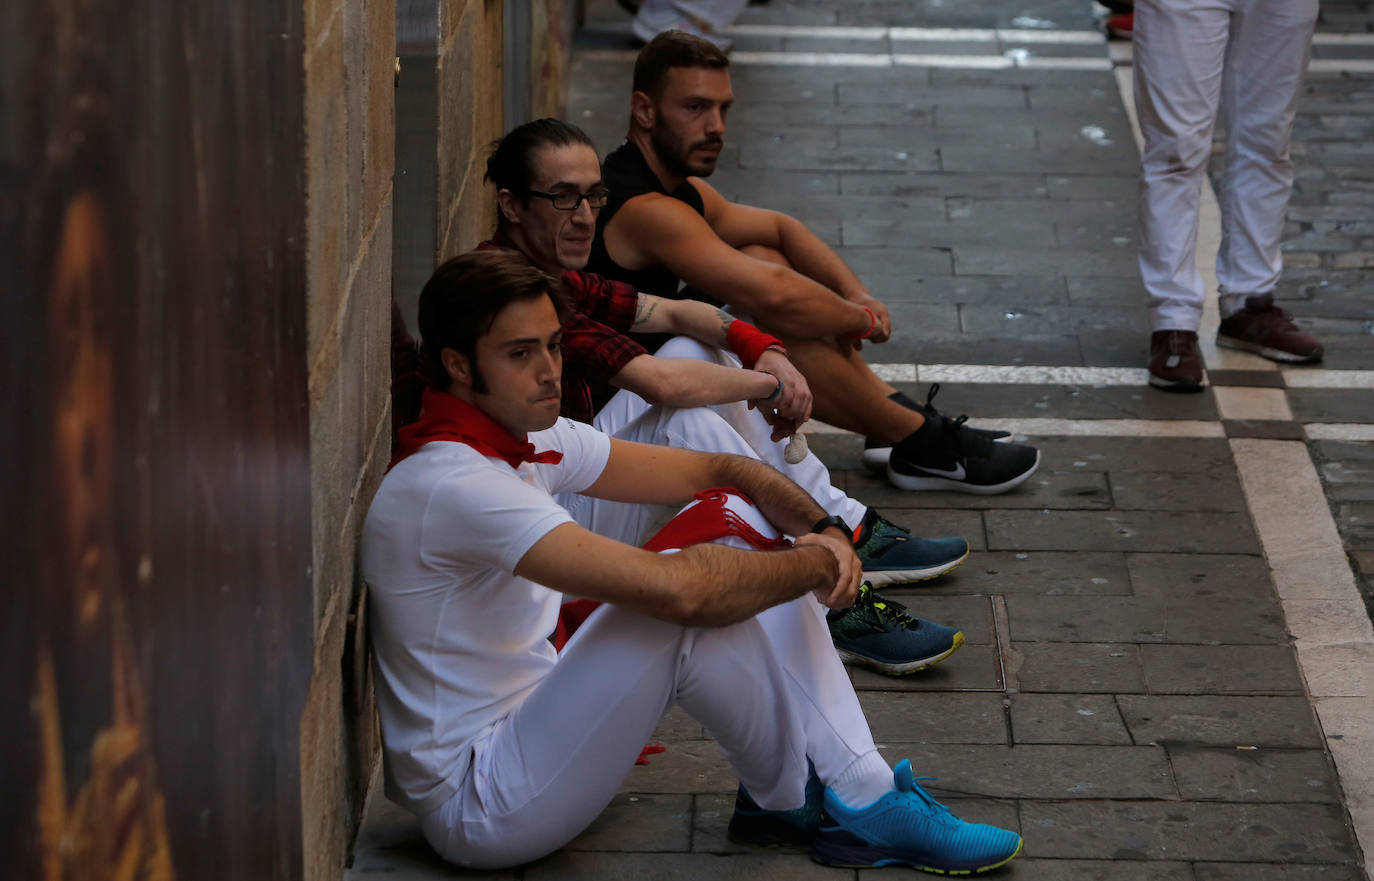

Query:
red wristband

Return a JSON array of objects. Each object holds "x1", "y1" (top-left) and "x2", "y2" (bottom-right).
[
  {"x1": 857, "y1": 306, "x2": 876, "y2": 340},
  {"x1": 726, "y1": 320, "x2": 786, "y2": 369}
]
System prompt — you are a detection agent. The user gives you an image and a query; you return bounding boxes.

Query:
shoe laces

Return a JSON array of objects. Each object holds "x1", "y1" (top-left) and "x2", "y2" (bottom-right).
[
  {"x1": 854, "y1": 583, "x2": 920, "y2": 631},
  {"x1": 854, "y1": 513, "x2": 909, "y2": 558},
  {"x1": 906, "y1": 776, "x2": 958, "y2": 825},
  {"x1": 942, "y1": 413, "x2": 996, "y2": 460}
]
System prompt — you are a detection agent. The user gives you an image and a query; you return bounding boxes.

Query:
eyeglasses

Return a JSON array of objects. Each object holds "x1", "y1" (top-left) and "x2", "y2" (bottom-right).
[{"x1": 523, "y1": 186, "x2": 610, "y2": 211}]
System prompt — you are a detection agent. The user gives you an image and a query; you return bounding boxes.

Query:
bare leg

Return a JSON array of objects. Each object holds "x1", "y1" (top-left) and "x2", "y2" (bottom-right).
[{"x1": 738, "y1": 244, "x2": 923, "y2": 442}]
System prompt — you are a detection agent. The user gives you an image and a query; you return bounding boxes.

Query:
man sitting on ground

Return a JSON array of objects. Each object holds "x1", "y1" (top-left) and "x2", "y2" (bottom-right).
[
  {"x1": 586, "y1": 30, "x2": 1041, "y2": 495},
  {"x1": 360, "y1": 249, "x2": 1023, "y2": 873},
  {"x1": 475, "y1": 117, "x2": 969, "y2": 676}
]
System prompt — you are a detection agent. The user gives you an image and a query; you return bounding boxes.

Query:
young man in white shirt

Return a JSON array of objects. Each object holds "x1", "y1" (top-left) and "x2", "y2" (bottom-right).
[{"x1": 361, "y1": 250, "x2": 1023, "y2": 873}]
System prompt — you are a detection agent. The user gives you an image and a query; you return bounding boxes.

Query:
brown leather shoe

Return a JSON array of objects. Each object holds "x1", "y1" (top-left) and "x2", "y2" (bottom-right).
[
  {"x1": 1149, "y1": 330, "x2": 1205, "y2": 392},
  {"x1": 1216, "y1": 294, "x2": 1324, "y2": 363}
]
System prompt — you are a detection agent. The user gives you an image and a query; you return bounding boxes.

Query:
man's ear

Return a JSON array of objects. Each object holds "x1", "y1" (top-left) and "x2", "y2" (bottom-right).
[
  {"x1": 496, "y1": 188, "x2": 521, "y2": 226},
  {"x1": 630, "y1": 90, "x2": 655, "y2": 131},
  {"x1": 441, "y1": 347, "x2": 472, "y2": 388}
]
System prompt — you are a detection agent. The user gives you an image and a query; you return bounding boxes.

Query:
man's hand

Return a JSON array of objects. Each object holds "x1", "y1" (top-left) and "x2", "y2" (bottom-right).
[
  {"x1": 794, "y1": 530, "x2": 861, "y2": 610},
  {"x1": 752, "y1": 348, "x2": 813, "y2": 425},
  {"x1": 850, "y1": 291, "x2": 892, "y2": 344}
]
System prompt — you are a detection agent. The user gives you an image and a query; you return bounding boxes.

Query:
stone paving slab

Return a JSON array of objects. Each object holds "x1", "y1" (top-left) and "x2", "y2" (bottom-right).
[
  {"x1": 1021, "y1": 799, "x2": 1358, "y2": 863},
  {"x1": 1116, "y1": 695, "x2": 1326, "y2": 748},
  {"x1": 1168, "y1": 746, "x2": 1342, "y2": 804}
]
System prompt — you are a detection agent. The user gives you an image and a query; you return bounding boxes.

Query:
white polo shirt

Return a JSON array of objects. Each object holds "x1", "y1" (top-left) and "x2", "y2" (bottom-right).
[{"x1": 360, "y1": 417, "x2": 611, "y2": 815}]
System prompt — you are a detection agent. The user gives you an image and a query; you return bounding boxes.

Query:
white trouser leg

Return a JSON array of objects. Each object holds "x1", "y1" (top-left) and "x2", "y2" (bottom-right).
[
  {"x1": 418, "y1": 603, "x2": 809, "y2": 868},
  {"x1": 559, "y1": 336, "x2": 866, "y2": 545},
  {"x1": 649, "y1": 336, "x2": 865, "y2": 526},
  {"x1": 419, "y1": 516, "x2": 884, "y2": 869},
  {"x1": 1135, "y1": 0, "x2": 1231, "y2": 332},
  {"x1": 1214, "y1": 0, "x2": 1317, "y2": 314}
]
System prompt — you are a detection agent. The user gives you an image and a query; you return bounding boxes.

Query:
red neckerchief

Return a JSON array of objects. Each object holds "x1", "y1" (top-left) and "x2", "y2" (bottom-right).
[{"x1": 389, "y1": 388, "x2": 564, "y2": 471}]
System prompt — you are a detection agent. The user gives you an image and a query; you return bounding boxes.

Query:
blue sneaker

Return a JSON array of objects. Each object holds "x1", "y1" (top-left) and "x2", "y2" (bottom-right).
[
  {"x1": 827, "y1": 584, "x2": 964, "y2": 676},
  {"x1": 728, "y1": 761, "x2": 825, "y2": 846},
  {"x1": 854, "y1": 509, "x2": 969, "y2": 587},
  {"x1": 813, "y1": 760, "x2": 1023, "y2": 873}
]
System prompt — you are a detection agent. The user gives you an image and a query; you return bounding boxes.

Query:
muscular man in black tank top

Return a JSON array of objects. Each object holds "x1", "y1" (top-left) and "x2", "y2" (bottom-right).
[{"x1": 587, "y1": 31, "x2": 1041, "y2": 496}]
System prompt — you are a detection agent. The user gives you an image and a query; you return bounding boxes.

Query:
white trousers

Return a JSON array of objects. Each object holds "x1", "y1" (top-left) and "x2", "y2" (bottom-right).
[
  {"x1": 1135, "y1": 0, "x2": 1317, "y2": 331},
  {"x1": 417, "y1": 510, "x2": 882, "y2": 869},
  {"x1": 560, "y1": 336, "x2": 867, "y2": 547}
]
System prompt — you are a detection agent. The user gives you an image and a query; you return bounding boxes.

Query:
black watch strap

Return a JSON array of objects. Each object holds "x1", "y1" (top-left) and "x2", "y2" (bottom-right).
[{"x1": 810, "y1": 514, "x2": 851, "y2": 536}]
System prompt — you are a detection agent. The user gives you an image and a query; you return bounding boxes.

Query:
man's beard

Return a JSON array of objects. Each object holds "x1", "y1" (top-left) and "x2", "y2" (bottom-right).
[{"x1": 651, "y1": 120, "x2": 723, "y2": 178}]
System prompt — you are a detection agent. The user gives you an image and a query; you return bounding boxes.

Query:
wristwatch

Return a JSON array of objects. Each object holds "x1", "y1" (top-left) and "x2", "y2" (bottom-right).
[{"x1": 810, "y1": 514, "x2": 851, "y2": 536}]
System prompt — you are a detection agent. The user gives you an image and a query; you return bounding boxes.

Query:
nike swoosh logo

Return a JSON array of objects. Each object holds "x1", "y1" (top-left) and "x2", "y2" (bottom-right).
[{"x1": 918, "y1": 462, "x2": 966, "y2": 480}]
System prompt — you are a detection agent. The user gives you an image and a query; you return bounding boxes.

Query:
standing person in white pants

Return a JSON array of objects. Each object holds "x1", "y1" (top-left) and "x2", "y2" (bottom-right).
[
  {"x1": 473, "y1": 118, "x2": 973, "y2": 676},
  {"x1": 1136, "y1": 0, "x2": 1324, "y2": 391},
  {"x1": 360, "y1": 249, "x2": 1024, "y2": 872}
]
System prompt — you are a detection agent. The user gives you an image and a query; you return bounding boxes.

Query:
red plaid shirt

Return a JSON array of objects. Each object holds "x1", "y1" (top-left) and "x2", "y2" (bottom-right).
[{"x1": 476, "y1": 239, "x2": 648, "y2": 423}]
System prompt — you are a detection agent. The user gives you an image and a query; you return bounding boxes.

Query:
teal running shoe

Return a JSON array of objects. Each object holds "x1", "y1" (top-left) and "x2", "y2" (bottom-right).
[
  {"x1": 827, "y1": 584, "x2": 964, "y2": 676},
  {"x1": 728, "y1": 762, "x2": 825, "y2": 847},
  {"x1": 812, "y1": 759, "x2": 1023, "y2": 873},
  {"x1": 854, "y1": 508, "x2": 969, "y2": 587}
]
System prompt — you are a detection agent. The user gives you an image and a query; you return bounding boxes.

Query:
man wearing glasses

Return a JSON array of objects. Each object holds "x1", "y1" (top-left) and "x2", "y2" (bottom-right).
[{"x1": 463, "y1": 117, "x2": 972, "y2": 678}]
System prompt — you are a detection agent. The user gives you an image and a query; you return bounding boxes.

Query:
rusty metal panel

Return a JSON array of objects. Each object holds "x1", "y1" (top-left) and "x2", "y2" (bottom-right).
[{"x1": 1, "y1": 1, "x2": 313, "y2": 879}]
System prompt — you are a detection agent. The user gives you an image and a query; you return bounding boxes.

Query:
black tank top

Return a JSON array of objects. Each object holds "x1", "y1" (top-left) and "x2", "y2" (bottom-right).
[{"x1": 590, "y1": 141, "x2": 710, "y2": 302}]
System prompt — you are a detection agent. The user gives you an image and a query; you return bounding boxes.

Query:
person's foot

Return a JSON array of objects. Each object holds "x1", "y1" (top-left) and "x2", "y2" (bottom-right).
[
  {"x1": 853, "y1": 508, "x2": 969, "y2": 587},
  {"x1": 827, "y1": 584, "x2": 964, "y2": 676},
  {"x1": 1216, "y1": 294, "x2": 1324, "y2": 364},
  {"x1": 886, "y1": 410, "x2": 1040, "y2": 494},
  {"x1": 812, "y1": 760, "x2": 1023, "y2": 873},
  {"x1": 632, "y1": 5, "x2": 733, "y2": 51},
  {"x1": 862, "y1": 385, "x2": 1010, "y2": 472},
  {"x1": 1106, "y1": 11, "x2": 1134, "y2": 39},
  {"x1": 728, "y1": 763, "x2": 825, "y2": 847},
  {"x1": 1148, "y1": 329, "x2": 1206, "y2": 392}
]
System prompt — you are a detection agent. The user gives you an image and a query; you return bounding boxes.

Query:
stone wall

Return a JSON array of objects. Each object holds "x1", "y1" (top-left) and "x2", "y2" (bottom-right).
[
  {"x1": 437, "y1": 0, "x2": 506, "y2": 267},
  {"x1": 298, "y1": 0, "x2": 396, "y2": 878}
]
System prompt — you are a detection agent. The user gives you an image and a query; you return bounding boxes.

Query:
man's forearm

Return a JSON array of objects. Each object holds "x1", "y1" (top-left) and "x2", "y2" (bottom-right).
[
  {"x1": 708, "y1": 453, "x2": 827, "y2": 537},
  {"x1": 665, "y1": 542, "x2": 836, "y2": 627},
  {"x1": 775, "y1": 214, "x2": 870, "y2": 301},
  {"x1": 615, "y1": 356, "x2": 778, "y2": 408}
]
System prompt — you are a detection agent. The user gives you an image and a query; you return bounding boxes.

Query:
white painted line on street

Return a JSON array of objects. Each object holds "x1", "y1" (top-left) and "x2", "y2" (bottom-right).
[
  {"x1": 975, "y1": 418, "x2": 1225, "y2": 437},
  {"x1": 916, "y1": 364, "x2": 1148, "y2": 385},
  {"x1": 1309, "y1": 59, "x2": 1374, "y2": 73},
  {"x1": 725, "y1": 24, "x2": 887, "y2": 39},
  {"x1": 993, "y1": 29, "x2": 1107, "y2": 45},
  {"x1": 578, "y1": 47, "x2": 1113, "y2": 72},
  {"x1": 1231, "y1": 436, "x2": 1374, "y2": 879},
  {"x1": 1305, "y1": 423, "x2": 1374, "y2": 441},
  {"x1": 801, "y1": 416, "x2": 1225, "y2": 437},
  {"x1": 1284, "y1": 369, "x2": 1374, "y2": 389},
  {"x1": 893, "y1": 53, "x2": 1012, "y2": 69},
  {"x1": 889, "y1": 26, "x2": 1000, "y2": 42},
  {"x1": 1019, "y1": 56, "x2": 1113, "y2": 70},
  {"x1": 730, "y1": 51, "x2": 894, "y2": 67},
  {"x1": 869, "y1": 363, "x2": 918, "y2": 383},
  {"x1": 1313, "y1": 33, "x2": 1374, "y2": 45}
]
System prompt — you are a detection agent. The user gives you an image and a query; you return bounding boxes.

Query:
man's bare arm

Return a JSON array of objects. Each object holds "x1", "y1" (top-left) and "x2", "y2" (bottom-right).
[
  {"x1": 610, "y1": 353, "x2": 781, "y2": 410},
  {"x1": 628, "y1": 295, "x2": 813, "y2": 423},
  {"x1": 696, "y1": 179, "x2": 892, "y2": 342},
  {"x1": 602, "y1": 192, "x2": 873, "y2": 340},
  {"x1": 515, "y1": 523, "x2": 848, "y2": 627}
]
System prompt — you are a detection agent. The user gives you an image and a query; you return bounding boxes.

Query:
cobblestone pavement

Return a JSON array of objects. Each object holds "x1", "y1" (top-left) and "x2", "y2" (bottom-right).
[{"x1": 349, "y1": 1, "x2": 1374, "y2": 878}]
